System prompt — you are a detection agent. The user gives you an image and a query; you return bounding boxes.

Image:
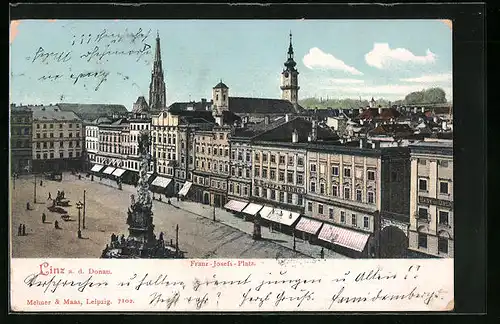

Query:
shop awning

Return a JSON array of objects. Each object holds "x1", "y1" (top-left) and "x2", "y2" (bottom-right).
[
  {"x1": 91, "y1": 164, "x2": 104, "y2": 172},
  {"x1": 318, "y1": 223, "x2": 370, "y2": 252},
  {"x1": 103, "y1": 166, "x2": 116, "y2": 175},
  {"x1": 224, "y1": 200, "x2": 248, "y2": 213},
  {"x1": 295, "y1": 217, "x2": 323, "y2": 235},
  {"x1": 242, "y1": 203, "x2": 263, "y2": 216},
  {"x1": 151, "y1": 176, "x2": 172, "y2": 188},
  {"x1": 266, "y1": 208, "x2": 301, "y2": 226},
  {"x1": 112, "y1": 168, "x2": 126, "y2": 177},
  {"x1": 178, "y1": 181, "x2": 192, "y2": 196},
  {"x1": 259, "y1": 206, "x2": 273, "y2": 219}
]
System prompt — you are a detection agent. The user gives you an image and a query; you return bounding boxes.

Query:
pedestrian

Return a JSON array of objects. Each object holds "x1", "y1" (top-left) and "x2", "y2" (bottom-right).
[
  {"x1": 159, "y1": 232, "x2": 164, "y2": 242},
  {"x1": 26, "y1": 202, "x2": 30, "y2": 210},
  {"x1": 22, "y1": 224, "x2": 26, "y2": 236},
  {"x1": 42, "y1": 213, "x2": 46, "y2": 223},
  {"x1": 54, "y1": 220, "x2": 60, "y2": 229},
  {"x1": 40, "y1": 180, "x2": 43, "y2": 186},
  {"x1": 320, "y1": 247, "x2": 325, "y2": 259},
  {"x1": 48, "y1": 192, "x2": 52, "y2": 200},
  {"x1": 18, "y1": 224, "x2": 22, "y2": 236}
]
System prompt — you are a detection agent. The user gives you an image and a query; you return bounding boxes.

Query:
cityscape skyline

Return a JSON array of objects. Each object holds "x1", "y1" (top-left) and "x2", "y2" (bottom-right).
[{"x1": 10, "y1": 19, "x2": 452, "y2": 109}]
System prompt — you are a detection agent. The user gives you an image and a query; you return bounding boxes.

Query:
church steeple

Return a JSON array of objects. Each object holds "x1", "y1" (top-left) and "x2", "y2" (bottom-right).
[
  {"x1": 281, "y1": 31, "x2": 300, "y2": 108},
  {"x1": 149, "y1": 30, "x2": 166, "y2": 111}
]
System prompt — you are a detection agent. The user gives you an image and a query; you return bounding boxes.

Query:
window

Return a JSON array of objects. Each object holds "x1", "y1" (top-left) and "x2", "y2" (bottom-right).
[
  {"x1": 418, "y1": 233, "x2": 427, "y2": 248},
  {"x1": 310, "y1": 163, "x2": 317, "y2": 172},
  {"x1": 279, "y1": 155, "x2": 285, "y2": 164},
  {"x1": 320, "y1": 183, "x2": 325, "y2": 194},
  {"x1": 367, "y1": 191, "x2": 375, "y2": 204},
  {"x1": 219, "y1": 133, "x2": 224, "y2": 140},
  {"x1": 246, "y1": 152, "x2": 251, "y2": 162},
  {"x1": 318, "y1": 204, "x2": 324, "y2": 214},
  {"x1": 307, "y1": 202, "x2": 313, "y2": 212},
  {"x1": 351, "y1": 214, "x2": 357, "y2": 226},
  {"x1": 59, "y1": 124, "x2": 63, "y2": 128},
  {"x1": 236, "y1": 185, "x2": 240, "y2": 194},
  {"x1": 297, "y1": 195, "x2": 303, "y2": 206},
  {"x1": 329, "y1": 208, "x2": 334, "y2": 219},
  {"x1": 37, "y1": 124, "x2": 40, "y2": 129},
  {"x1": 271, "y1": 190, "x2": 276, "y2": 200},
  {"x1": 36, "y1": 153, "x2": 40, "y2": 159},
  {"x1": 49, "y1": 152, "x2": 54, "y2": 159},
  {"x1": 297, "y1": 173, "x2": 303, "y2": 185},
  {"x1": 270, "y1": 155, "x2": 276, "y2": 163},
  {"x1": 340, "y1": 211, "x2": 345, "y2": 223},
  {"x1": 262, "y1": 153, "x2": 268, "y2": 163},
  {"x1": 36, "y1": 142, "x2": 41, "y2": 149},
  {"x1": 287, "y1": 193, "x2": 293, "y2": 204},
  {"x1": 356, "y1": 189, "x2": 362, "y2": 202},
  {"x1": 254, "y1": 168, "x2": 260, "y2": 177},
  {"x1": 310, "y1": 182, "x2": 316, "y2": 192},
  {"x1": 245, "y1": 169, "x2": 250, "y2": 178},
  {"x1": 254, "y1": 187, "x2": 259, "y2": 196},
  {"x1": 419, "y1": 178, "x2": 428, "y2": 191},
  {"x1": 279, "y1": 171, "x2": 285, "y2": 182},
  {"x1": 418, "y1": 207, "x2": 428, "y2": 219},
  {"x1": 418, "y1": 159, "x2": 427, "y2": 165},
  {"x1": 367, "y1": 170, "x2": 375, "y2": 181},
  {"x1": 238, "y1": 168, "x2": 242, "y2": 177},
  {"x1": 438, "y1": 238, "x2": 448, "y2": 254},
  {"x1": 439, "y1": 210, "x2": 449, "y2": 225},
  {"x1": 363, "y1": 216, "x2": 369, "y2": 228},
  {"x1": 237, "y1": 152, "x2": 242, "y2": 161},
  {"x1": 244, "y1": 187, "x2": 248, "y2": 196},
  {"x1": 43, "y1": 124, "x2": 47, "y2": 129},
  {"x1": 332, "y1": 166, "x2": 339, "y2": 176},
  {"x1": 279, "y1": 192, "x2": 284, "y2": 203},
  {"x1": 298, "y1": 157, "x2": 304, "y2": 166},
  {"x1": 270, "y1": 169, "x2": 276, "y2": 180},
  {"x1": 344, "y1": 167, "x2": 351, "y2": 177},
  {"x1": 225, "y1": 149, "x2": 229, "y2": 157},
  {"x1": 344, "y1": 187, "x2": 351, "y2": 199},
  {"x1": 332, "y1": 185, "x2": 338, "y2": 197},
  {"x1": 69, "y1": 133, "x2": 73, "y2": 138},
  {"x1": 49, "y1": 123, "x2": 54, "y2": 129},
  {"x1": 262, "y1": 168, "x2": 268, "y2": 178},
  {"x1": 254, "y1": 153, "x2": 260, "y2": 162},
  {"x1": 43, "y1": 153, "x2": 48, "y2": 159},
  {"x1": 288, "y1": 156, "x2": 294, "y2": 166},
  {"x1": 36, "y1": 133, "x2": 40, "y2": 139},
  {"x1": 440, "y1": 181, "x2": 449, "y2": 194},
  {"x1": 438, "y1": 160, "x2": 449, "y2": 168}
]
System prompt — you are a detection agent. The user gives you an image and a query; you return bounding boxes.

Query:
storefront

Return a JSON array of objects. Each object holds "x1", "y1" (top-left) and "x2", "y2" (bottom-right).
[
  {"x1": 224, "y1": 200, "x2": 249, "y2": 216},
  {"x1": 150, "y1": 176, "x2": 173, "y2": 196},
  {"x1": 178, "y1": 181, "x2": 193, "y2": 200},
  {"x1": 261, "y1": 208, "x2": 301, "y2": 235},
  {"x1": 294, "y1": 217, "x2": 324, "y2": 243},
  {"x1": 241, "y1": 203, "x2": 264, "y2": 222},
  {"x1": 318, "y1": 223, "x2": 371, "y2": 258}
]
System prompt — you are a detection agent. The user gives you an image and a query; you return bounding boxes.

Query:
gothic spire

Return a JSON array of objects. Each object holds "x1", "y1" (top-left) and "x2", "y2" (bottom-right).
[
  {"x1": 284, "y1": 31, "x2": 297, "y2": 70},
  {"x1": 149, "y1": 31, "x2": 166, "y2": 111},
  {"x1": 288, "y1": 31, "x2": 294, "y2": 57}
]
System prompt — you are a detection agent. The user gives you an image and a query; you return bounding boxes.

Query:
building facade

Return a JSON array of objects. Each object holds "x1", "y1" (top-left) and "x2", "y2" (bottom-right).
[
  {"x1": 408, "y1": 140, "x2": 453, "y2": 258},
  {"x1": 31, "y1": 106, "x2": 83, "y2": 172},
  {"x1": 10, "y1": 105, "x2": 33, "y2": 174},
  {"x1": 228, "y1": 137, "x2": 253, "y2": 203}
]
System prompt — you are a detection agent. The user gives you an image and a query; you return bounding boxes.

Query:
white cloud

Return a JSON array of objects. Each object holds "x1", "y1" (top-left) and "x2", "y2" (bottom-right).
[
  {"x1": 400, "y1": 73, "x2": 452, "y2": 83},
  {"x1": 365, "y1": 43, "x2": 437, "y2": 69},
  {"x1": 302, "y1": 47, "x2": 363, "y2": 75}
]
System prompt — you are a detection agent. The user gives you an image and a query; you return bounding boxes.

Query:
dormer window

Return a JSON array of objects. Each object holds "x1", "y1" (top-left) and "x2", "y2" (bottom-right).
[{"x1": 216, "y1": 94, "x2": 219, "y2": 101}]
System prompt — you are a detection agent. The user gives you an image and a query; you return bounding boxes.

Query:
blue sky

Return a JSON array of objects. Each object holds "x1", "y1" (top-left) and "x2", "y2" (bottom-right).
[{"x1": 10, "y1": 19, "x2": 452, "y2": 109}]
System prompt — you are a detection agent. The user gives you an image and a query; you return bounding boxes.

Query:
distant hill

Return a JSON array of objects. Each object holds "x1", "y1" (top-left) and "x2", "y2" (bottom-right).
[{"x1": 299, "y1": 87, "x2": 448, "y2": 109}]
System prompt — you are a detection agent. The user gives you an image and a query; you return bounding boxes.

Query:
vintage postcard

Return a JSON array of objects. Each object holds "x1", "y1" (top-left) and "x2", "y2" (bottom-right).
[{"x1": 9, "y1": 18, "x2": 454, "y2": 312}]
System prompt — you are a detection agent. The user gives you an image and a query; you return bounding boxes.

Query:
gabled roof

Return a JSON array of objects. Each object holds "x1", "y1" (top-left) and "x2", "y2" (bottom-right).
[
  {"x1": 357, "y1": 108, "x2": 400, "y2": 121},
  {"x1": 30, "y1": 105, "x2": 81, "y2": 121},
  {"x1": 254, "y1": 117, "x2": 339, "y2": 143},
  {"x1": 228, "y1": 97, "x2": 300, "y2": 114},
  {"x1": 213, "y1": 81, "x2": 229, "y2": 89},
  {"x1": 132, "y1": 96, "x2": 150, "y2": 113},
  {"x1": 168, "y1": 100, "x2": 211, "y2": 112}
]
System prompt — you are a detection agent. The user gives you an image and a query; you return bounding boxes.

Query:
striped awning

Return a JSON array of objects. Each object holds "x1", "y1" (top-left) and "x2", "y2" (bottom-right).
[
  {"x1": 265, "y1": 208, "x2": 301, "y2": 226},
  {"x1": 178, "y1": 181, "x2": 192, "y2": 196},
  {"x1": 295, "y1": 217, "x2": 323, "y2": 235},
  {"x1": 224, "y1": 200, "x2": 248, "y2": 213},
  {"x1": 151, "y1": 176, "x2": 172, "y2": 188},
  {"x1": 103, "y1": 166, "x2": 116, "y2": 175},
  {"x1": 242, "y1": 203, "x2": 263, "y2": 216},
  {"x1": 112, "y1": 168, "x2": 126, "y2": 177},
  {"x1": 91, "y1": 164, "x2": 104, "y2": 172},
  {"x1": 318, "y1": 223, "x2": 370, "y2": 252}
]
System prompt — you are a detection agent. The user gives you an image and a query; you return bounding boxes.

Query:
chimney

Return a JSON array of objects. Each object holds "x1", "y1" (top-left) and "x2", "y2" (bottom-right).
[
  {"x1": 311, "y1": 120, "x2": 318, "y2": 141},
  {"x1": 292, "y1": 129, "x2": 299, "y2": 143},
  {"x1": 201, "y1": 98, "x2": 207, "y2": 109},
  {"x1": 264, "y1": 116, "x2": 270, "y2": 125}
]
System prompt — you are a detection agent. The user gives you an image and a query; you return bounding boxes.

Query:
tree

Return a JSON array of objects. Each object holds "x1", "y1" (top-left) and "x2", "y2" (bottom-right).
[{"x1": 423, "y1": 87, "x2": 447, "y2": 104}]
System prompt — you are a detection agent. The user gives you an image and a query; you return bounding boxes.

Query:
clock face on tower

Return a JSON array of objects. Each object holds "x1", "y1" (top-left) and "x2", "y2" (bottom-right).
[{"x1": 284, "y1": 72, "x2": 289, "y2": 78}]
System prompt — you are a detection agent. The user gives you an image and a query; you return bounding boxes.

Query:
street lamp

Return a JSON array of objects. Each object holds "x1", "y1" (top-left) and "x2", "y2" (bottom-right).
[
  {"x1": 83, "y1": 190, "x2": 86, "y2": 229},
  {"x1": 33, "y1": 173, "x2": 37, "y2": 203},
  {"x1": 76, "y1": 201, "x2": 83, "y2": 239}
]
